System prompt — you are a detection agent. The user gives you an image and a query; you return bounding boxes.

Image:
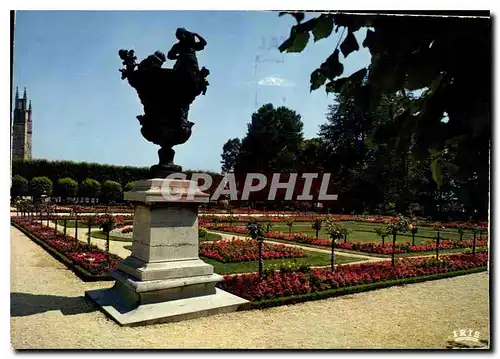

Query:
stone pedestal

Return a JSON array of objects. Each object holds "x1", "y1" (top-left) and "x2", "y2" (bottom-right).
[{"x1": 86, "y1": 178, "x2": 249, "y2": 326}]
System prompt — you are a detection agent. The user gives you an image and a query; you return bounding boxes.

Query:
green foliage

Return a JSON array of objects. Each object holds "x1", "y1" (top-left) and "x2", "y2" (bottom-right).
[
  {"x1": 11, "y1": 175, "x2": 28, "y2": 200},
  {"x1": 12, "y1": 159, "x2": 149, "y2": 186},
  {"x1": 285, "y1": 219, "x2": 295, "y2": 228},
  {"x1": 57, "y1": 177, "x2": 78, "y2": 199},
  {"x1": 102, "y1": 180, "x2": 123, "y2": 203},
  {"x1": 324, "y1": 217, "x2": 346, "y2": 241},
  {"x1": 199, "y1": 228, "x2": 208, "y2": 238},
  {"x1": 221, "y1": 138, "x2": 241, "y2": 173},
  {"x1": 12, "y1": 159, "x2": 219, "y2": 190},
  {"x1": 264, "y1": 221, "x2": 274, "y2": 234},
  {"x1": 99, "y1": 214, "x2": 116, "y2": 234},
  {"x1": 79, "y1": 178, "x2": 101, "y2": 198},
  {"x1": 246, "y1": 220, "x2": 264, "y2": 239},
  {"x1": 375, "y1": 226, "x2": 389, "y2": 238},
  {"x1": 234, "y1": 104, "x2": 304, "y2": 173},
  {"x1": 311, "y1": 218, "x2": 322, "y2": 231},
  {"x1": 278, "y1": 13, "x2": 490, "y2": 196},
  {"x1": 386, "y1": 214, "x2": 410, "y2": 235},
  {"x1": 123, "y1": 182, "x2": 136, "y2": 192},
  {"x1": 30, "y1": 176, "x2": 53, "y2": 198}
]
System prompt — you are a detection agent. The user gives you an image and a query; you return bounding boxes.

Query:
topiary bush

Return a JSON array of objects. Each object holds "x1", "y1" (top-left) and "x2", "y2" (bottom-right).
[
  {"x1": 102, "y1": 180, "x2": 123, "y2": 203},
  {"x1": 30, "y1": 176, "x2": 53, "y2": 199},
  {"x1": 57, "y1": 177, "x2": 78, "y2": 202},
  {"x1": 79, "y1": 178, "x2": 101, "y2": 199},
  {"x1": 11, "y1": 175, "x2": 29, "y2": 201}
]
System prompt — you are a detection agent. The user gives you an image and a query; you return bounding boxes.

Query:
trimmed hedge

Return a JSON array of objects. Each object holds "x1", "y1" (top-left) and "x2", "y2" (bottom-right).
[{"x1": 12, "y1": 159, "x2": 221, "y2": 188}]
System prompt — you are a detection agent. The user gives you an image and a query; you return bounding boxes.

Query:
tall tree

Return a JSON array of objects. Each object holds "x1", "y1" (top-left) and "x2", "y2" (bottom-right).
[
  {"x1": 221, "y1": 138, "x2": 241, "y2": 173},
  {"x1": 234, "y1": 103, "x2": 304, "y2": 173}
]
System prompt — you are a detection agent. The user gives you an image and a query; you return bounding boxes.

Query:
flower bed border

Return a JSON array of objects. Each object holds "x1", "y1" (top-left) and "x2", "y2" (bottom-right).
[
  {"x1": 11, "y1": 221, "x2": 114, "y2": 282},
  {"x1": 247, "y1": 266, "x2": 487, "y2": 309}
]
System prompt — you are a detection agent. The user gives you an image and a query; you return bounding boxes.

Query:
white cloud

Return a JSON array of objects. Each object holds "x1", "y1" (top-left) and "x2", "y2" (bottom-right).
[{"x1": 257, "y1": 76, "x2": 294, "y2": 87}]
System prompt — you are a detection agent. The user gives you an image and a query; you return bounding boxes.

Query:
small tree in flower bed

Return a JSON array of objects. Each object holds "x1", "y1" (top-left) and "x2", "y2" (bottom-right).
[
  {"x1": 311, "y1": 218, "x2": 322, "y2": 240},
  {"x1": 386, "y1": 215, "x2": 410, "y2": 266},
  {"x1": 71, "y1": 205, "x2": 84, "y2": 242},
  {"x1": 324, "y1": 218, "x2": 346, "y2": 271},
  {"x1": 100, "y1": 214, "x2": 116, "y2": 253},
  {"x1": 433, "y1": 222, "x2": 445, "y2": 260},
  {"x1": 86, "y1": 214, "x2": 100, "y2": 245},
  {"x1": 217, "y1": 252, "x2": 488, "y2": 302},
  {"x1": 264, "y1": 221, "x2": 274, "y2": 235},
  {"x1": 285, "y1": 219, "x2": 294, "y2": 235},
  {"x1": 409, "y1": 223, "x2": 419, "y2": 246},
  {"x1": 247, "y1": 220, "x2": 266, "y2": 278},
  {"x1": 375, "y1": 226, "x2": 389, "y2": 245}
]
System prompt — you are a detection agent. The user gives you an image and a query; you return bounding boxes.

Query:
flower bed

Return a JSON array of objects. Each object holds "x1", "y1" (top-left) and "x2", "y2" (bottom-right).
[
  {"x1": 12, "y1": 217, "x2": 120, "y2": 277},
  {"x1": 201, "y1": 224, "x2": 488, "y2": 254},
  {"x1": 217, "y1": 252, "x2": 488, "y2": 303},
  {"x1": 199, "y1": 238, "x2": 306, "y2": 263}
]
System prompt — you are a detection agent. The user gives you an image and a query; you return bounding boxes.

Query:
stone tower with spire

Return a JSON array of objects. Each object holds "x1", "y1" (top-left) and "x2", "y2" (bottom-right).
[{"x1": 11, "y1": 86, "x2": 32, "y2": 161}]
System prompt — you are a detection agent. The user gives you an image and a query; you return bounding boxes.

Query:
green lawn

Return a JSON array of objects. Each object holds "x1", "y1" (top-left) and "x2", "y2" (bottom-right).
[
  {"x1": 200, "y1": 250, "x2": 361, "y2": 275},
  {"x1": 120, "y1": 241, "x2": 356, "y2": 275},
  {"x1": 54, "y1": 219, "x2": 98, "y2": 228},
  {"x1": 207, "y1": 228, "x2": 481, "y2": 259},
  {"x1": 90, "y1": 230, "x2": 132, "y2": 242},
  {"x1": 215, "y1": 221, "x2": 475, "y2": 245}
]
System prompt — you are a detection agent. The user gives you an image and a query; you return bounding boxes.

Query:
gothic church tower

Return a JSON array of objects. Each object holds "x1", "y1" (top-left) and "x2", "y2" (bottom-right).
[{"x1": 12, "y1": 87, "x2": 32, "y2": 161}]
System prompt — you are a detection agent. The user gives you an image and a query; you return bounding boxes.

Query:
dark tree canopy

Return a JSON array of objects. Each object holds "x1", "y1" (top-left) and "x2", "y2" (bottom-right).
[
  {"x1": 221, "y1": 138, "x2": 241, "y2": 173},
  {"x1": 234, "y1": 103, "x2": 304, "y2": 173},
  {"x1": 56, "y1": 177, "x2": 78, "y2": 200},
  {"x1": 11, "y1": 175, "x2": 28, "y2": 200},
  {"x1": 278, "y1": 12, "x2": 491, "y2": 190}
]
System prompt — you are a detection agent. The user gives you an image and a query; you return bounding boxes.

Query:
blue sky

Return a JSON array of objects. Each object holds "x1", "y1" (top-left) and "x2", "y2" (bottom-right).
[{"x1": 13, "y1": 11, "x2": 371, "y2": 172}]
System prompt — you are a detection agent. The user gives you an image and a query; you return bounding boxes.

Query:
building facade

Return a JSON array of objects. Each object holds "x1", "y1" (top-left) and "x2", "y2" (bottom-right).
[{"x1": 11, "y1": 87, "x2": 32, "y2": 161}]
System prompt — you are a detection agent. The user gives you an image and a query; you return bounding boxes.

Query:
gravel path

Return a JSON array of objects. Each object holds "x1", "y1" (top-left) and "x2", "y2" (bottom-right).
[{"x1": 11, "y1": 226, "x2": 489, "y2": 349}]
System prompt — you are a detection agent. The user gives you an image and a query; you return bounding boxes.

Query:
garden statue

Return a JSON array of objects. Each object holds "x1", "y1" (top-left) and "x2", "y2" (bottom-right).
[{"x1": 118, "y1": 28, "x2": 210, "y2": 177}]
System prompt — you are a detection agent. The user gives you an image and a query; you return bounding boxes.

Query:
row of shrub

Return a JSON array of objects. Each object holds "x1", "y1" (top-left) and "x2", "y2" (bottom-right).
[
  {"x1": 11, "y1": 175, "x2": 136, "y2": 203},
  {"x1": 12, "y1": 159, "x2": 219, "y2": 192}
]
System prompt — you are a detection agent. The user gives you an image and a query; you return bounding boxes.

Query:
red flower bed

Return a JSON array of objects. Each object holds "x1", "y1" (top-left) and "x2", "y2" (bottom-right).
[
  {"x1": 12, "y1": 217, "x2": 119, "y2": 275},
  {"x1": 202, "y1": 224, "x2": 488, "y2": 254},
  {"x1": 217, "y1": 252, "x2": 488, "y2": 301},
  {"x1": 199, "y1": 238, "x2": 306, "y2": 263}
]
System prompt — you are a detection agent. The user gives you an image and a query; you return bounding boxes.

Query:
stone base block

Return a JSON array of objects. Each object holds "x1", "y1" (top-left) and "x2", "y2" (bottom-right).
[
  {"x1": 110, "y1": 268, "x2": 223, "y2": 305},
  {"x1": 85, "y1": 287, "x2": 250, "y2": 327},
  {"x1": 117, "y1": 256, "x2": 214, "y2": 281}
]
